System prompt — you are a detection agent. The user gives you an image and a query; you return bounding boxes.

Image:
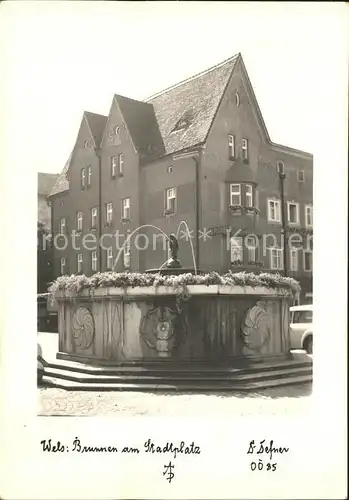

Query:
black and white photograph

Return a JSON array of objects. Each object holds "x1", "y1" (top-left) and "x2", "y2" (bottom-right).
[{"x1": 1, "y1": 2, "x2": 347, "y2": 499}]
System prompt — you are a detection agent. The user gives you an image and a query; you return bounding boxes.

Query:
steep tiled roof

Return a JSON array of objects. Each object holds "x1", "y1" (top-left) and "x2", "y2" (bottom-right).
[
  {"x1": 84, "y1": 111, "x2": 108, "y2": 147},
  {"x1": 49, "y1": 152, "x2": 72, "y2": 196},
  {"x1": 114, "y1": 95, "x2": 165, "y2": 163},
  {"x1": 146, "y1": 54, "x2": 239, "y2": 155},
  {"x1": 38, "y1": 172, "x2": 59, "y2": 196}
]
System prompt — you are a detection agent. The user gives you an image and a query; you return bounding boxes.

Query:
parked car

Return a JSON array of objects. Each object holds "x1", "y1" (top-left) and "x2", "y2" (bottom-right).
[{"x1": 289, "y1": 304, "x2": 313, "y2": 354}]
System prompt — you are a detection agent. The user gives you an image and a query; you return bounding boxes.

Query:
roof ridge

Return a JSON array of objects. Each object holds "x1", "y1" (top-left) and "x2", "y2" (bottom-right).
[
  {"x1": 84, "y1": 110, "x2": 108, "y2": 119},
  {"x1": 114, "y1": 94, "x2": 152, "y2": 107},
  {"x1": 145, "y1": 53, "x2": 240, "y2": 102}
]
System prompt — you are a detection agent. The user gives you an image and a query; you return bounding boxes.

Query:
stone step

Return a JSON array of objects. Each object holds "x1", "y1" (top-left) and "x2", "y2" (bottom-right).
[
  {"x1": 44, "y1": 357, "x2": 311, "y2": 377},
  {"x1": 41, "y1": 374, "x2": 313, "y2": 392},
  {"x1": 42, "y1": 365, "x2": 312, "y2": 385}
]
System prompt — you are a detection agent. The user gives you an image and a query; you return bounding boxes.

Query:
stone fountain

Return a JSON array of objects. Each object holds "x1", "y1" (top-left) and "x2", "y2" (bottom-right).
[{"x1": 55, "y1": 232, "x2": 294, "y2": 365}]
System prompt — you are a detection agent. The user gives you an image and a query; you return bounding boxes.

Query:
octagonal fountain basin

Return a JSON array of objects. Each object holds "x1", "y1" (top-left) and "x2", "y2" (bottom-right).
[{"x1": 54, "y1": 282, "x2": 293, "y2": 365}]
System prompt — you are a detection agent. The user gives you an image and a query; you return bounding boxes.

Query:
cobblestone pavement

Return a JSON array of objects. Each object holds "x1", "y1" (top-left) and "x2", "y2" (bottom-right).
[{"x1": 38, "y1": 383, "x2": 312, "y2": 416}]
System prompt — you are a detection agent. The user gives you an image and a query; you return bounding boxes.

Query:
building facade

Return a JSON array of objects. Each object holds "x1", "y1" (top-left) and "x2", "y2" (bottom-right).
[
  {"x1": 38, "y1": 173, "x2": 59, "y2": 294},
  {"x1": 49, "y1": 54, "x2": 313, "y2": 301},
  {"x1": 38, "y1": 172, "x2": 59, "y2": 228}
]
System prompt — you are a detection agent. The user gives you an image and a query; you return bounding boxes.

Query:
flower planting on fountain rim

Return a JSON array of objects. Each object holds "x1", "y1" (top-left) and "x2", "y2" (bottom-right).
[{"x1": 48, "y1": 270, "x2": 301, "y2": 297}]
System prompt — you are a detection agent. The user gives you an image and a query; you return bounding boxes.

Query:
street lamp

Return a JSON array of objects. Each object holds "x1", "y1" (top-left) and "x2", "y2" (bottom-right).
[{"x1": 277, "y1": 161, "x2": 288, "y2": 276}]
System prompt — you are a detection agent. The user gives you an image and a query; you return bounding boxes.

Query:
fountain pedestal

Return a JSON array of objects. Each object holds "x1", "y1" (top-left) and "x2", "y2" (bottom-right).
[{"x1": 56, "y1": 284, "x2": 292, "y2": 365}]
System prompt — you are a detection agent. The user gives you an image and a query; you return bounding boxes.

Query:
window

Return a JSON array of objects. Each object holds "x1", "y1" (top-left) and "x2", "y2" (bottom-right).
[
  {"x1": 91, "y1": 207, "x2": 98, "y2": 228},
  {"x1": 230, "y1": 237, "x2": 243, "y2": 263},
  {"x1": 84, "y1": 140, "x2": 90, "y2": 149},
  {"x1": 111, "y1": 156, "x2": 117, "y2": 178},
  {"x1": 91, "y1": 251, "x2": 97, "y2": 272},
  {"x1": 109, "y1": 126, "x2": 121, "y2": 144},
  {"x1": 167, "y1": 165, "x2": 173, "y2": 174},
  {"x1": 246, "y1": 235, "x2": 257, "y2": 263},
  {"x1": 270, "y1": 248, "x2": 283, "y2": 270},
  {"x1": 245, "y1": 184, "x2": 253, "y2": 207},
  {"x1": 107, "y1": 248, "x2": 113, "y2": 269},
  {"x1": 235, "y1": 92, "x2": 240, "y2": 107},
  {"x1": 230, "y1": 184, "x2": 241, "y2": 206},
  {"x1": 267, "y1": 199, "x2": 281, "y2": 222},
  {"x1": 122, "y1": 198, "x2": 131, "y2": 220},
  {"x1": 81, "y1": 168, "x2": 86, "y2": 189},
  {"x1": 242, "y1": 138, "x2": 249, "y2": 162},
  {"x1": 118, "y1": 153, "x2": 124, "y2": 176},
  {"x1": 303, "y1": 250, "x2": 312, "y2": 271},
  {"x1": 290, "y1": 249, "x2": 298, "y2": 271},
  {"x1": 77, "y1": 212, "x2": 83, "y2": 231},
  {"x1": 77, "y1": 253, "x2": 83, "y2": 273},
  {"x1": 305, "y1": 205, "x2": 313, "y2": 227},
  {"x1": 292, "y1": 310, "x2": 313, "y2": 324},
  {"x1": 87, "y1": 166, "x2": 92, "y2": 187},
  {"x1": 298, "y1": 170, "x2": 305, "y2": 182},
  {"x1": 60, "y1": 217, "x2": 66, "y2": 234},
  {"x1": 123, "y1": 239, "x2": 131, "y2": 269},
  {"x1": 106, "y1": 203, "x2": 113, "y2": 223},
  {"x1": 60, "y1": 257, "x2": 66, "y2": 275},
  {"x1": 287, "y1": 202, "x2": 299, "y2": 225},
  {"x1": 228, "y1": 134, "x2": 235, "y2": 159},
  {"x1": 165, "y1": 187, "x2": 177, "y2": 214}
]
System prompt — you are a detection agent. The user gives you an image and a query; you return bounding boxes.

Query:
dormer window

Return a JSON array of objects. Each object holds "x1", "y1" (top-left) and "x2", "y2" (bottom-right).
[{"x1": 172, "y1": 110, "x2": 194, "y2": 132}]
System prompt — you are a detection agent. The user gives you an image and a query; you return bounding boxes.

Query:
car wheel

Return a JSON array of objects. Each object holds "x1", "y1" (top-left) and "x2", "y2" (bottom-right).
[{"x1": 305, "y1": 337, "x2": 313, "y2": 355}]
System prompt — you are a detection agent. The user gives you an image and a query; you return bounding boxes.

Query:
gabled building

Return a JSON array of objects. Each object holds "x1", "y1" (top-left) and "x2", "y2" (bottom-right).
[
  {"x1": 38, "y1": 172, "x2": 59, "y2": 228},
  {"x1": 49, "y1": 53, "x2": 313, "y2": 301},
  {"x1": 38, "y1": 172, "x2": 59, "y2": 296}
]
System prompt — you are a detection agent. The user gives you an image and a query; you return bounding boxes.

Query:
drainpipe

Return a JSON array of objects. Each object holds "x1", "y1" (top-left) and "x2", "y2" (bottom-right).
[
  {"x1": 193, "y1": 155, "x2": 200, "y2": 268},
  {"x1": 277, "y1": 163, "x2": 288, "y2": 276},
  {"x1": 95, "y1": 148, "x2": 103, "y2": 271},
  {"x1": 172, "y1": 150, "x2": 201, "y2": 268}
]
